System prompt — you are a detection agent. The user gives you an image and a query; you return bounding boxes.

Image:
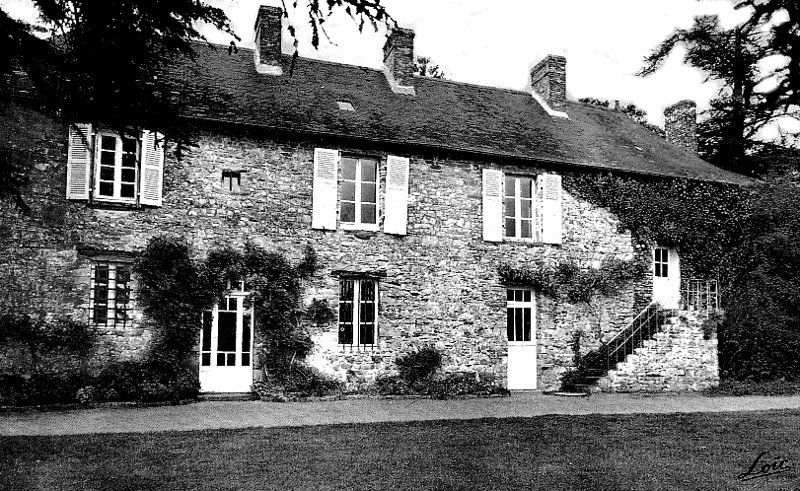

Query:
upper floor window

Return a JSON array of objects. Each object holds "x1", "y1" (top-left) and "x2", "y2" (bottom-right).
[
  {"x1": 654, "y1": 247, "x2": 669, "y2": 277},
  {"x1": 96, "y1": 133, "x2": 138, "y2": 202},
  {"x1": 222, "y1": 170, "x2": 242, "y2": 194},
  {"x1": 504, "y1": 176, "x2": 535, "y2": 240},
  {"x1": 67, "y1": 124, "x2": 164, "y2": 207},
  {"x1": 340, "y1": 156, "x2": 378, "y2": 228},
  {"x1": 338, "y1": 278, "x2": 377, "y2": 348}
]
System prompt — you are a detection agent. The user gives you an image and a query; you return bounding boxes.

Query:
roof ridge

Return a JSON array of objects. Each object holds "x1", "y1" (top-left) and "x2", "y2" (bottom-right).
[{"x1": 191, "y1": 39, "x2": 535, "y2": 96}]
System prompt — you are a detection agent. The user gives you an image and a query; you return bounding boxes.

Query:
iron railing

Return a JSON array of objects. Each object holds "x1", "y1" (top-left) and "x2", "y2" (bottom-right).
[{"x1": 680, "y1": 278, "x2": 719, "y2": 315}]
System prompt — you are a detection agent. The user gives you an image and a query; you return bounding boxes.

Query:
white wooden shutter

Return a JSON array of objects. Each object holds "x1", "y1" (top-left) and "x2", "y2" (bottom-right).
[
  {"x1": 312, "y1": 148, "x2": 339, "y2": 230},
  {"x1": 383, "y1": 155, "x2": 410, "y2": 235},
  {"x1": 66, "y1": 123, "x2": 92, "y2": 200},
  {"x1": 139, "y1": 130, "x2": 165, "y2": 207},
  {"x1": 482, "y1": 168, "x2": 503, "y2": 242},
  {"x1": 540, "y1": 173, "x2": 563, "y2": 244}
]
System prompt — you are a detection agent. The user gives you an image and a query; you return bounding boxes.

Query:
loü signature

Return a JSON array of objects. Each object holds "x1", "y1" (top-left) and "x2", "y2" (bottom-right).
[{"x1": 737, "y1": 450, "x2": 793, "y2": 482}]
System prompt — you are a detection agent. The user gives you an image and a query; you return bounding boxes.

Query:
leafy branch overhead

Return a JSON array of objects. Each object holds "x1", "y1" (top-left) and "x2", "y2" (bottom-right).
[{"x1": 280, "y1": 0, "x2": 395, "y2": 50}]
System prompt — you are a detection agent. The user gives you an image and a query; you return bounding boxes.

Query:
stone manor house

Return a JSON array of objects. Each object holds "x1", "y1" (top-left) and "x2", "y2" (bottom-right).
[{"x1": 1, "y1": 6, "x2": 750, "y2": 393}]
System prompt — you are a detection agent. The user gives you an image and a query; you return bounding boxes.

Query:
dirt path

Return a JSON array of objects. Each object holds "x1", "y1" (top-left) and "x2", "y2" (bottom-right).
[{"x1": 3, "y1": 392, "x2": 800, "y2": 436}]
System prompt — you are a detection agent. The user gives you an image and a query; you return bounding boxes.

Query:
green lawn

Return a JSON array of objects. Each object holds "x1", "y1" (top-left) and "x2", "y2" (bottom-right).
[{"x1": 2, "y1": 411, "x2": 799, "y2": 490}]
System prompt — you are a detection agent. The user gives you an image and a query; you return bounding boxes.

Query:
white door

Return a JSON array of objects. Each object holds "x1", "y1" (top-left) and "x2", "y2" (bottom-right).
[
  {"x1": 199, "y1": 287, "x2": 254, "y2": 393},
  {"x1": 506, "y1": 288, "x2": 537, "y2": 390},
  {"x1": 653, "y1": 246, "x2": 680, "y2": 309}
]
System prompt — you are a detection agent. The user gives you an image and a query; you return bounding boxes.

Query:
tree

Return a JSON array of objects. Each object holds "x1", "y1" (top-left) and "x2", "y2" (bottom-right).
[
  {"x1": 0, "y1": 1, "x2": 396, "y2": 206},
  {"x1": 415, "y1": 56, "x2": 446, "y2": 79},
  {"x1": 639, "y1": 5, "x2": 799, "y2": 176},
  {"x1": 578, "y1": 98, "x2": 665, "y2": 138}
]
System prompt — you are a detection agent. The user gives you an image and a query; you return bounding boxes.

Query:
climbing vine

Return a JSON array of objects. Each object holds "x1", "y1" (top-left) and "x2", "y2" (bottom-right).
[{"x1": 563, "y1": 173, "x2": 747, "y2": 279}]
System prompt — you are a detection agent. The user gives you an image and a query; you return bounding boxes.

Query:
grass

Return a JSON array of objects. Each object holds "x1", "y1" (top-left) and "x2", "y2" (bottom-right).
[
  {"x1": 706, "y1": 379, "x2": 800, "y2": 396},
  {"x1": 2, "y1": 411, "x2": 800, "y2": 490}
]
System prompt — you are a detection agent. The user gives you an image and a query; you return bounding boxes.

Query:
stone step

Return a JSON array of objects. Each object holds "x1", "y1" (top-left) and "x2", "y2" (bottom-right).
[{"x1": 198, "y1": 392, "x2": 254, "y2": 402}]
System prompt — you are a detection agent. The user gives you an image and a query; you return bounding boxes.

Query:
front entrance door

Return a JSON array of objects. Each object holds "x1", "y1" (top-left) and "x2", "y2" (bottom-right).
[
  {"x1": 653, "y1": 246, "x2": 680, "y2": 309},
  {"x1": 506, "y1": 288, "x2": 537, "y2": 390},
  {"x1": 199, "y1": 284, "x2": 254, "y2": 393}
]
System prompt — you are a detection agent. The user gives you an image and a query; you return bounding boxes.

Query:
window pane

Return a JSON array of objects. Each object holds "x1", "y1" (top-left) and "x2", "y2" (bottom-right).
[
  {"x1": 101, "y1": 136, "x2": 116, "y2": 151},
  {"x1": 521, "y1": 220, "x2": 532, "y2": 238},
  {"x1": 341, "y1": 181, "x2": 356, "y2": 201},
  {"x1": 505, "y1": 177, "x2": 515, "y2": 197},
  {"x1": 121, "y1": 169, "x2": 135, "y2": 183},
  {"x1": 339, "y1": 323, "x2": 353, "y2": 344},
  {"x1": 505, "y1": 218, "x2": 515, "y2": 237},
  {"x1": 515, "y1": 290, "x2": 523, "y2": 302},
  {"x1": 662, "y1": 265, "x2": 668, "y2": 277},
  {"x1": 361, "y1": 204, "x2": 376, "y2": 224},
  {"x1": 120, "y1": 184, "x2": 135, "y2": 198},
  {"x1": 506, "y1": 308, "x2": 514, "y2": 341},
  {"x1": 217, "y1": 353, "x2": 225, "y2": 366},
  {"x1": 99, "y1": 182, "x2": 113, "y2": 196},
  {"x1": 100, "y1": 166, "x2": 115, "y2": 181},
  {"x1": 505, "y1": 198, "x2": 516, "y2": 217},
  {"x1": 217, "y1": 312, "x2": 237, "y2": 352},
  {"x1": 100, "y1": 151, "x2": 115, "y2": 167},
  {"x1": 122, "y1": 152, "x2": 136, "y2": 168},
  {"x1": 523, "y1": 290, "x2": 531, "y2": 302},
  {"x1": 361, "y1": 159, "x2": 377, "y2": 182},
  {"x1": 242, "y1": 314, "x2": 251, "y2": 352},
  {"x1": 95, "y1": 286, "x2": 108, "y2": 302},
  {"x1": 342, "y1": 158, "x2": 357, "y2": 180},
  {"x1": 95, "y1": 264, "x2": 109, "y2": 283},
  {"x1": 227, "y1": 353, "x2": 236, "y2": 366},
  {"x1": 506, "y1": 290, "x2": 514, "y2": 301},
  {"x1": 515, "y1": 307, "x2": 523, "y2": 341},
  {"x1": 340, "y1": 202, "x2": 355, "y2": 223},
  {"x1": 360, "y1": 281, "x2": 375, "y2": 301},
  {"x1": 521, "y1": 179, "x2": 532, "y2": 198},
  {"x1": 521, "y1": 199, "x2": 532, "y2": 219},
  {"x1": 361, "y1": 183, "x2": 376, "y2": 204},
  {"x1": 201, "y1": 353, "x2": 211, "y2": 366},
  {"x1": 359, "y1": 324, "x2": 375, "y2": 345},
  {"x1": 122, "y1": 137, "x2": 136, "y2": 154},
  {"x1": 94, "y1": 305, "x2": 108, "y2": 324},
  {"x1": 242, "y1": 353, "x2": 250, "y2": 366},
  {"x1": 340, "y1": 280, "x2": 354, "y2": 302},
  {"x1": 523, "y1": 308, "x2": 532, "y2": 341},
  {"x1": 202, "y1": 311, "x2": 212, "y2": 351}
]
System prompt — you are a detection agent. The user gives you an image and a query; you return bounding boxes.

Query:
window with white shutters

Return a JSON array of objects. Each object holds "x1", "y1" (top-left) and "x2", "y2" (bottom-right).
[
  {"x1": 340, "y1": 156, "x2": 379, "y2": 229},
  {"x1": 504, "y1": 176, "x2": 535, "y2": 240},
  {"x1": 66, "y1": 125, "x2": 165, "y2": 207}
]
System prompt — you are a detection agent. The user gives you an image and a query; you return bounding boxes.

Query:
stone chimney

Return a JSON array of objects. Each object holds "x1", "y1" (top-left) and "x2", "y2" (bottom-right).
[
  {"x1": 383, "y1": 27, "x2": 415, "y2": 95},
  {"x1": 664, "y1": 100, "x2": 697, "y2": 153},
  {"x1": 254, "y1": 5, "x2": 283, "y2": 75},
  {"x1": 531, "y1": 55, "x2": 567, "y2": 115}
]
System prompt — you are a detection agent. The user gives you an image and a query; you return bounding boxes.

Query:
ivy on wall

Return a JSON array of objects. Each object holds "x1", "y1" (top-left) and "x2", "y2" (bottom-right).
[{"x1": 563, "y1": 173, "x2": 748, "y2": 279}]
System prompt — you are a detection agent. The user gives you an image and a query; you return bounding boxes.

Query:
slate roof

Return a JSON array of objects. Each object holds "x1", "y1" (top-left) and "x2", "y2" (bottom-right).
[{"x1": 166, "y1": 43, "x2": 750, "y2": 185}]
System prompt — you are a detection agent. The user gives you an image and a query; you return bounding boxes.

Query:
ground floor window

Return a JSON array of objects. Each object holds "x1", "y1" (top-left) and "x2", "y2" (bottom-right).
[
  {"x1": 338, "y1": 279, "x2": 378, "y2": 347},
  {"x1": 89, "y1": 262, "x2": 133, "y2": 329},
  {"x1": 506, "y1": 288, "x2": 533, "y2": 342}
]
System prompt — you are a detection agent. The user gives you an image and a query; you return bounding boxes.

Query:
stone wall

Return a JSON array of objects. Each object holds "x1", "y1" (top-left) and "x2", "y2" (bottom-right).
[
  {"x1": 1, "y1": 102, "x2": 648, "y2": 390},
  {"x1": 600, "y1": 310, "x2": 719, "y2": 392}
]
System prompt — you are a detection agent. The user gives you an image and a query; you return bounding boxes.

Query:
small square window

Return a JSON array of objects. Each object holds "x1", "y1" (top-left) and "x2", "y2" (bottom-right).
[
  {"x1": 336, "y1": 101, "x2": 355, "y2": 111},
  {"x1": 222, "y1": 170, "x2": 242, "y2": 193}
]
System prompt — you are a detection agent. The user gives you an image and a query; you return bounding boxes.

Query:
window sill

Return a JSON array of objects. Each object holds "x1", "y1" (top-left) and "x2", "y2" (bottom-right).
[
  {"x1": 504, "y1": 237, "x2": 540, "y2": 244},
  {"x1": 339, "y1": 223, "x2": 380, "y2": 233},
  {"x1": 88, "y1": 199, "x2": 139, "y2": 211}
]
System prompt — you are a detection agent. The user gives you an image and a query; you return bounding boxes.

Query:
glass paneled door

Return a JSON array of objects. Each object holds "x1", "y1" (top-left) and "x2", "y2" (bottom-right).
[
  {"x1": 506, "y1": 289, "x2": 537, "y2": 390},
  {"x1": 199, "y1": 284, "x2": 254, "y2": 393}
]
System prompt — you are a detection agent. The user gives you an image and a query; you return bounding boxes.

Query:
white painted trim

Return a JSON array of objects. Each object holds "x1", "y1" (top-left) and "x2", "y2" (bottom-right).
[
  {"x1": 531, "y1": 91, "x2": 569, "y2": 119},
  {"x1": 256, "y1": 63, "x2": 283, "y2": 76},
  {"x1": 382, "y1": 65, "x2": 416, "y2": 96}
]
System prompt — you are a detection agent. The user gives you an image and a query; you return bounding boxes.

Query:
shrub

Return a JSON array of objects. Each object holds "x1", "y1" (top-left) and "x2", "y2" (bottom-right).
[
  {"x1": 373, "y1": 371, "x2": 509, "y2": 399},
  {"x1": 395, "y1": 345, "x2": 443, "y2": 385},
  {"x1": 254, "y1": 363, "x2": 342, "y2": 400}
]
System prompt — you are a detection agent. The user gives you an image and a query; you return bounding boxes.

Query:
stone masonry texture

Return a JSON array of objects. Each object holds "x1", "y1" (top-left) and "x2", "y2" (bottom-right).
[{"x1": 0, "y1": 102, "x2": 719, "y2": 392}]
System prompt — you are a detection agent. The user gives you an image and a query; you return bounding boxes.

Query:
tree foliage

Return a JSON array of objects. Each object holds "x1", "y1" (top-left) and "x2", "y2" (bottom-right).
[
  {"x1": 639, "y1": 5, "x2": 800, "y2": 176},
  {"x1": 280, "y1": 0, "x2": 394, "y2": 51},
  {"x1": 415, "y1": 56, "x2": 446, "y2": 79}
]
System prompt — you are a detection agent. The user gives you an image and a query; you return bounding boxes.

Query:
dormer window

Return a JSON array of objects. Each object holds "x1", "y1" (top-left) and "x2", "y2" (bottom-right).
[{"x1": 336, "y1": 101, "x2": 355, "y2": 112}]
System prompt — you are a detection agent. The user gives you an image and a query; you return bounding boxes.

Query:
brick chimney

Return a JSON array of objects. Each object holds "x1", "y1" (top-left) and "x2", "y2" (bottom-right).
[
  {"x1": 664, "y1": 100, "x2": 697, "y2": 153},
  {"x1": 254, "y1": 5, "x2": 283, "y2": 75},
  {"x1": 383, "y1": 27, "x2": 415, "y2": 95},
  {"x1": 531, "y1": 55, "x2": 567, "y2": 116}
]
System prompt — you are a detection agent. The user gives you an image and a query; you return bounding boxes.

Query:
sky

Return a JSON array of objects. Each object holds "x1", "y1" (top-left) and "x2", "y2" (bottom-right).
[
  {"x1": 6, "y1": 0, "x2": 786, "y2": 131},
  {"x1": 196, "y1": 0, "x2": 751, "y2": 127}
]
